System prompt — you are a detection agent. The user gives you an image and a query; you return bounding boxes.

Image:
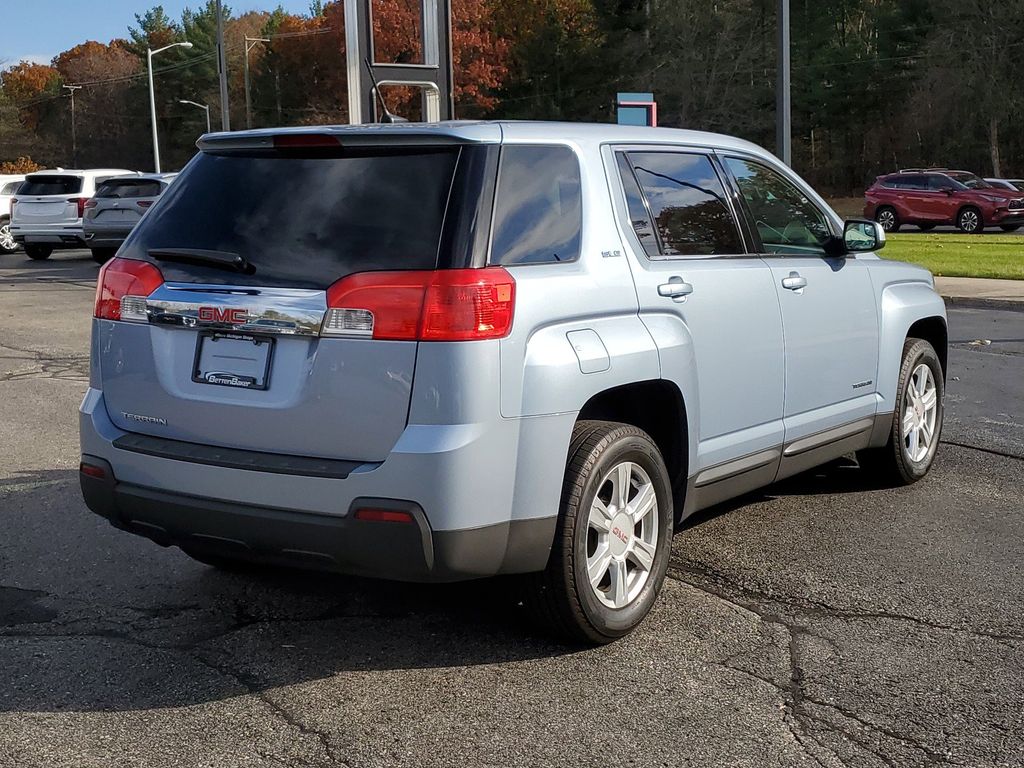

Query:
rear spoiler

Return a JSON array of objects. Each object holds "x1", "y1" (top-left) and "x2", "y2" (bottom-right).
[{"x1": 197, "y1": 124, "x2": 500, "y2": 153}]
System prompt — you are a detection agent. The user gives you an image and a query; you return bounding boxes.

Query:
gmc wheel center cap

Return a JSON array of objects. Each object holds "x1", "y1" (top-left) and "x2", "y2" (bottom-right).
[{"x1": 609, "y1": 512, "x2": 633, "y2": 556}]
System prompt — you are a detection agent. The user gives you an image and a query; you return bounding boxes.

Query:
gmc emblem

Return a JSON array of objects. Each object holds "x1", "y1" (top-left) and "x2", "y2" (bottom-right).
[{"x1": 198, "y1": 306, "x2": 249, "y2": 325}]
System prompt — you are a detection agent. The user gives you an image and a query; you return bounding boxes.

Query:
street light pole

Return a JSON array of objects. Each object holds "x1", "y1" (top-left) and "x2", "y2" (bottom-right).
[
  {"x1": 62, "y1": 84, "x2": 82, "y2": 167},
  {"x1": 216, "y1": 0, "x2": 230, "y2": 130},
  {"x1": 776, "y1": 0, "x2": 792, "y2": 167},
  {"x1": 244, "y1": 36, "x2": 270, "y2": 129},
  {"x1": 148, "y1": 41, "x2": 193, "y2": 173},
  {"x1": 179, "y1": 99, "x2": 211, "y2": 134}
]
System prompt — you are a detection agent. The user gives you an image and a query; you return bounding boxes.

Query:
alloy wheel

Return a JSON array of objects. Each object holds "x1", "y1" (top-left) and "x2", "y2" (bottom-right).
[
  {"x1": 902, "y1": 363, "x2": 938, "y2": 463},
  {"x1": 959, "y1": 210, "x2": 980, "y2": 233},
  {"x1": 876, "y1": 209, "x2": 897, "y2": 231},
  {"x1": 586, "y1": 461, "x2": 659, "y2": 609},
  {"x1": 0, "y1": 222, "x2": 15, "y2": 252}
]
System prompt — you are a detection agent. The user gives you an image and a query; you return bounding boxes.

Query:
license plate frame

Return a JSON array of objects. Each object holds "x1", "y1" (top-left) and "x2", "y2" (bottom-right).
[{"x1": 192, "y1": 331, "x2": 274, "y2": 391}]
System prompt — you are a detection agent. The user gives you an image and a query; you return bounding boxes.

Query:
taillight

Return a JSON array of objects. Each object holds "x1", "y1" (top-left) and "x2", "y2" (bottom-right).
[
  {"x1": 323, "y1": 268, "x2": 515, "y2": 342},
  {"x1": 69, "y1": 197, "x2": 88, "y2": 217},
  {"x1": 84, "y1": 199, "x2": 98, "y2": 209},
  {"x1": 274, "y1": 133, "x2": 340, "y2": 149},
  {"x1": 137, "y1": 200, "x2": 153, "y2": 209},
  {"x1": 94, "y1": 257, "x2": 164, "y2": 321}
]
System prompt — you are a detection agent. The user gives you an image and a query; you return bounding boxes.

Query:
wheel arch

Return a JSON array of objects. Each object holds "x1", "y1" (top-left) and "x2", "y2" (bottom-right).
[
  {"x1": 877, "y1": 279, "x2": 947, "y2": 408},
  {"x1": 907, "y1": 316, "x2": 948, "y2": 378},
  {"x1": 577, "y1": 379, "x2": 689, "y2": 521}
]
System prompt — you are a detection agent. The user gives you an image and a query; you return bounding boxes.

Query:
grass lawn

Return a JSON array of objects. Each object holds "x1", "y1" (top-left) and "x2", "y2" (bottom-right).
[{"x1": 881, "y1": 233, "x2": 1024, "y2": 280}]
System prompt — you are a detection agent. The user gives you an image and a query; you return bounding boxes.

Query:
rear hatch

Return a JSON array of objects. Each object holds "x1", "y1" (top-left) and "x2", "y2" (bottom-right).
[
  {"x1": 97, "y1": 136, "x2": 496, "y2": 463},
  {"x1": 13, "y1": 175, "x2": 84, "y2": 225},
  {"x1": 86, "y1": 178, "x2": 164, "y2": 228}
]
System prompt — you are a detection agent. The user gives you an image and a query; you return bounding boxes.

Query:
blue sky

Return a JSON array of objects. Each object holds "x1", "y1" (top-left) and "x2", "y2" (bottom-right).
[{"x1": 0, "y1": 1, "x2": 314, "y2": 66}]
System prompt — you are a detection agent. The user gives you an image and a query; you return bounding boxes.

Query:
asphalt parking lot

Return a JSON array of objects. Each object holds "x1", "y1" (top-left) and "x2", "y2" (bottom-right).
[{"x1": 1, "y1": 250, "x2": 1022, "y2": 768}]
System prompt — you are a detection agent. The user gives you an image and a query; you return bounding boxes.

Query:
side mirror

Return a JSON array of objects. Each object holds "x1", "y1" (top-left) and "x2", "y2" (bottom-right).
[
  {"x1": 843, "y1": 219, "x2": 886, "y2": 253},
  {"x1": 941, "y1": 186, "x2": 956, "y2": 196}
]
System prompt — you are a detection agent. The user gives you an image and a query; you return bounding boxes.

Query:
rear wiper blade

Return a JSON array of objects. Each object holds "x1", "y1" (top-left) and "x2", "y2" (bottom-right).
[{"x1": 149, "y1": 248, "x2": 254, "y2": 275}]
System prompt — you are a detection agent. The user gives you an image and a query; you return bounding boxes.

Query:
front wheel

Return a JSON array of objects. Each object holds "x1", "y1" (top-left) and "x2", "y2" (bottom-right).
[
  {"x1": 0, "y1": 218, "x2": 18, "y2": 253},
  {"x1": 529, "y1": 420, "x2": 674, "y2": 644},
  {"x1": 24, "y1": 244, "x2": 52, "y2": 261},
  {"x1": 857, "y1": 338, "x2": 943, "y2": 485},
  {"x1": 957, "y1": 207, "x2": 984, "y2": 234}
]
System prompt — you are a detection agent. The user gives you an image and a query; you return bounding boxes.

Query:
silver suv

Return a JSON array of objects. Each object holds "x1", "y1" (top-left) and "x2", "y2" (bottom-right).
[
  {"x1": 79, "y1": 122, "x2": 947, "y2": 643},
  {"x1": 84, "y1": 173, "x2": 177, "y2": 264},
  {"x1": 11, "y1": 168, "x2": 133, "y2": 260}
]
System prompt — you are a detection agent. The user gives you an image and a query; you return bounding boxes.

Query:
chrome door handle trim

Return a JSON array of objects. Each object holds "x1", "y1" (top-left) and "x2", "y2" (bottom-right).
[
  {"x1": 657, "y1": 277, "x2": 694, "y2": 301},
  {"x1": 781, "y1": 272, "x2": 808, "y2": 292}
]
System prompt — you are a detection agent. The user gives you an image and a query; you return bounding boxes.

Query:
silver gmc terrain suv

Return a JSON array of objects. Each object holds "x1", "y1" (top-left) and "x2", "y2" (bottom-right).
[{"x1": 80, "y1": 122, "x2": 947, "y2": 643}]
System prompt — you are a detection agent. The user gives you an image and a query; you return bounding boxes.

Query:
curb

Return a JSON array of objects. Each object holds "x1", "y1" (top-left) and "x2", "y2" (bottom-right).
[{"x1": 941, "y1": 295, "x2": 1024, "y2": 312}]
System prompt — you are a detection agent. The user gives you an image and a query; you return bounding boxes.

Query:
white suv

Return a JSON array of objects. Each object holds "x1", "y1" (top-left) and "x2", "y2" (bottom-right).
[
  {"x1": 0, "y1": 174, "x2": 26, "y2": 253},
  {"x1": 10, "y1": 169, "x2": 133, "y2": 260}
]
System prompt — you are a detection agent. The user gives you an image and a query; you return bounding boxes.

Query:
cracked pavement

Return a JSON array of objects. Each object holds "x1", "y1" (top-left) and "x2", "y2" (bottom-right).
[{"x1": 1, "y1": 251, "x2": 1023, "y2": 768}]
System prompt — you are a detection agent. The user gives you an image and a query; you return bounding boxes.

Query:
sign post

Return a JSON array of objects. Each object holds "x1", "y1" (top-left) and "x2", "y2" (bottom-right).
[{"x1": 616, "y1": 93, "x2": 657, "y2": 128}]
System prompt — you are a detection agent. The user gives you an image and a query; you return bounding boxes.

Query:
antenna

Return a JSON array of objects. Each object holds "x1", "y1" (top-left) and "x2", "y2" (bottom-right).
[{"x1": 363, "y1": 58, "x2": 408, "y2": 124}]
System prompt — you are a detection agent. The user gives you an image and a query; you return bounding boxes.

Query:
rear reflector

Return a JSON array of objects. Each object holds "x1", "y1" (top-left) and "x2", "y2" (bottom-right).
[
  {"x1": 323, "y1": 268, "x2": 515, "y2": 342},
  {"x1": 353, "y1": 508, "x2": 415, "y2": 524},
  {"x1": 79, "y1": 462, "x2": 107, "y2": 480},
  {"x1": 273, "y1": 134, "x2": 341, "y2": 149},
  {"x1": 94, "y1": 257, "x2": 164, "y2": 321},
  {"x1": 137, "y1": 200, "x2": 154, "y2": 209}
]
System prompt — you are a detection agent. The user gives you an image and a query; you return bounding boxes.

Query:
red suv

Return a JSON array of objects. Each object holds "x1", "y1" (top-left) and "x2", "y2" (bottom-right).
[{"x1": 864, "y1": 170, "x2": 1024, "y2": 234}]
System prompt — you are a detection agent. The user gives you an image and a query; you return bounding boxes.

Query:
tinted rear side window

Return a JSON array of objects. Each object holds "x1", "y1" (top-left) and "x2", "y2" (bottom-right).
[
  {"x1": 627, "y1": 152, "x2": 741, "y2": 256},
  {"x1": 121, "y1": 148, "x2": 460, "y2": 288},
  {"x1": 489, "y1": 145, "x2": 582, "y2": 265},
  {"x1": 96, "y1": 179, "x2": 163, "y2": 198},
  {"x1": 1, "y1": 182, "x2": 20, "y2": 195},
  {"x1": 616, "y1": 153, "x2": 660, "y2": 258},
  {"x1": 19, "y1": 176, "x2": 83, "y2": 195}
]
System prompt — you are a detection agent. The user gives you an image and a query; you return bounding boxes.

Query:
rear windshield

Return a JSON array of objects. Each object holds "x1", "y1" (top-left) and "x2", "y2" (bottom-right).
[
  {"x1": 121, "y1": 148, "x2": 461, "y2": 289},
  {"x1": 96, "y1": 179, "x2": 163, "y2": 198},
  {"x1": 19, "y1": 175, "x2": 82, "y2": 195}
]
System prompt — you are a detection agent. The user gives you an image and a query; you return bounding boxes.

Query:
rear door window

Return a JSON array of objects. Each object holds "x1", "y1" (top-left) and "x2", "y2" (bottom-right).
[
  {"x1": 121, "y1": 147, "x2": 462, "y2": 289},
  {"x1": 19, "y1": 176, "x2": 83, "y2": 195},
  {"x1": 623, "y1": 151, "x2": 742, "y2": 257},
  {"x1": 489, "y1": 145, "x2": 582, "y2": 265},
  {"x1": 96, "y1": 180, "x2": 163, "y2": 198}
]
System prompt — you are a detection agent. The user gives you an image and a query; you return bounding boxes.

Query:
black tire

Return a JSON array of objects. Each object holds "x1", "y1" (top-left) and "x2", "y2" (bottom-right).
[
  {"x1": 24, "y1": 244, "x2": 52, "y2": 260},
  {"x1": 956, "y1": 206, "x2": 984, "y2": 234},
  {"x1": 90, "y1": 247, "x2": 116, "y2": 265},
  {"x1": 857, "y1": 338, "x2": 944, "y2": 486},
  {"x1": 0, "y1": 217, "x2": 18, "y2": 253},
  {"x1": 1000, "y1": 224, "x2": 1021, "y2": 232},
  {"x1": 528, "y1": 420, "x2": 674, "y2": 644},
  {"x1": 875, "y1": 206, "x2": 900, "y2": 233},
  {"x1": 918, "y1": 223, "x2": 937, "y2": 232}
]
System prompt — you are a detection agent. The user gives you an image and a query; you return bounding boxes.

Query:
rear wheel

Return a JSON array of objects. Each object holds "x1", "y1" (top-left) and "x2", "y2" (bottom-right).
[
  {"x1": 875, "y1": 206, "x2": 900, "y2": 233},
  {"x1": 528, "y1": 420, "x2": 673, "y2": 644},
  {"x1": 0, "y1": 218, "x2": 18, "y2": 253},
  {"x1": 1000, "y1": 224, "x2": 1021, "y2": 232},
  {"x1": 857, "y1": 338, "x2": 943, "y2": 485},
  {"x1": 957, "y1": 207, "x2": 984, "y2": 234},
  {"x1": 90, "y1": 247, "x2": 116, "y2": 265},
  {"x1": 24, "y1": 244, "x2": 52, "y2": 260}
]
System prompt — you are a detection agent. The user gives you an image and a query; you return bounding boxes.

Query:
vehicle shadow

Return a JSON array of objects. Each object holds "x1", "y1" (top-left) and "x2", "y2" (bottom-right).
[{"x1": 0, "y1": 457, "x2": 884, "y2": 714}]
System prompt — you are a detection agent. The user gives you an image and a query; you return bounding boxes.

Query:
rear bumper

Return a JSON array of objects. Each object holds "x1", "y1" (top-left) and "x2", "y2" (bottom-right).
[
  {"x1": 83, "y1": 223, "x2": 132, "y2": 248},
  {"x1": 80, "y1": 387, "x2": 568, "y2": 582},
  {"x1": 11, "y1": 221, "x2": 86, "y2": 246}
]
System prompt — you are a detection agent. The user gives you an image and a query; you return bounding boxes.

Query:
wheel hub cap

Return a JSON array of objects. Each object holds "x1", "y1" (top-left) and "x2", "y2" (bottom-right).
[
  {"x1": 903, "y1": 363, "x2": 938, "y2": 463},
  {"x1": 586, "y1": 461, "x2": 659, "y2": 610}
]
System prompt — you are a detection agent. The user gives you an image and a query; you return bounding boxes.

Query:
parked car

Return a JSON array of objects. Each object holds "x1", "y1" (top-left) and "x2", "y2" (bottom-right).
[
  {"x1": 0, "y1": 174, "x2": 26, "y2": 253},
  {"x1": 984, "y1": 178, "x2": 1024, "y2": 193},
  {"x1": 865, "y1": 169, "x2": 1024, "y2": 233},
  {"x1": 79, "y1": 122, "x2": 947, "y2": 643},
  {"x1": 83, "y1": 173, "x2": 177, "y2": 264},
  {"x1": 10, "y1": 168, "x2": 134, "y2": 260}
]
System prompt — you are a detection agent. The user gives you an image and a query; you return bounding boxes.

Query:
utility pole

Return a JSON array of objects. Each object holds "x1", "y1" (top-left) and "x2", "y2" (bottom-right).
[
  {"x1": 776, "y1": 0, "x2": 792, "y2": 167},
  {"x1": 216, "y1": 0, "x2": 230, "y2": 130},
  {"x1": 62, "y1": 84, "x2": 82, "y2": 167},
  {"x1": 244, "y1": 36, "x2": 270, "y2": 129}
]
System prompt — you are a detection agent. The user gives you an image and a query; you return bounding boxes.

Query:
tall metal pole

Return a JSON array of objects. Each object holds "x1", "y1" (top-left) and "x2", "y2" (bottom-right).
[
  {"x1": 244, "y1": 37, "x2": 269, "y2": 130},
  {"x1": 62, "y1": 85, "x2": 82, "y2": 167},
  {"x1": 147, "y1": 49, "x2": 161, "y2": 173},
  {"x1": 179, "y1": 100, "x2": 212, "y2": 134},
  {"x1": 776, "y1": 0, "x2": 792, "y2": 167},
  {"x1": 216, "y1": 0, "x2": 230, "y2": 130}
]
